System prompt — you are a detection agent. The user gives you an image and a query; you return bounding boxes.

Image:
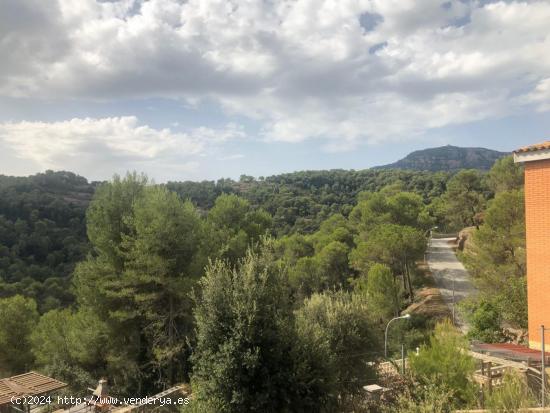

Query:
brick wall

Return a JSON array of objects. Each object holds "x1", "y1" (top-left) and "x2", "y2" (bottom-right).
[{"x1": 524, "y1": 159, "x2": 550, "y2": 350}]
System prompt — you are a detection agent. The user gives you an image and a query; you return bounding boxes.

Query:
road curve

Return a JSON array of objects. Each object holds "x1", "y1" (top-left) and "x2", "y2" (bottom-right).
[{"x1": 426, "y1": 237, "x2": 477, "y2": 332}]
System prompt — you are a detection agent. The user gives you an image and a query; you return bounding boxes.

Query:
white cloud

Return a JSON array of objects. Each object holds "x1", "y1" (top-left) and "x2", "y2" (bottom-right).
[
  {"x1": 218, "y1": 154, "x2": 245, "y2": 161},
  {"x1": 0, "y1": 116, "x2": 245, "y2": 180},
  {"x1": 0, "y1": 0, "x2": 549, "y2": 147},
  {"x1": 526, "y1": 78, "x2": 550, "y2": 112}
]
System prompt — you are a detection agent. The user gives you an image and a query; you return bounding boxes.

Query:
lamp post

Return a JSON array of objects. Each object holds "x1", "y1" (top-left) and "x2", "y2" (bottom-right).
[
  {"x1": 424, "y1": 226, "x2": 438, "y2": 263},
  {"x1": 452, "y1": 273, "x2": 456, "y2": 325},
  {"x1": 542, "y1": 325, "x2": 549, "y2": 408},
  {"x1": 384, "y1": 314, "x2": 411, "y2": 358}
]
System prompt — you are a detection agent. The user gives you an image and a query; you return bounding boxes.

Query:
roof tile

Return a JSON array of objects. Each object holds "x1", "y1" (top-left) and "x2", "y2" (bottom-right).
[{"x1": 514, "y1": 141, "x2": 550, "y2": 153}]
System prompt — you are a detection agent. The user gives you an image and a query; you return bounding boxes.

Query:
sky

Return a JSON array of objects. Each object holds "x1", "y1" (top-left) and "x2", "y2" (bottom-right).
[{"x1": 0, "y1": 0, "x2": 549, "y2": 182}]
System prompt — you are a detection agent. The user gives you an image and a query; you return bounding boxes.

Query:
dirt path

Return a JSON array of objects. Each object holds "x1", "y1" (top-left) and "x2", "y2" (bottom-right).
[{"x1": 426, "y1": 237, "x2": 477, "y2": 332}]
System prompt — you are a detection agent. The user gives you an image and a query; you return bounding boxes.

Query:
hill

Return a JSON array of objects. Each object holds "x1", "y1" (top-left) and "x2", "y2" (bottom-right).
[
  {"x1": 375, "y1": 145, "x2": 508, "y2": 171},
  {"x1": 1, "y1": 147, "x2": 506, "y2": 311},
  {"x1": 0, "y1": 171, "x2": 96, "y2": 311}
]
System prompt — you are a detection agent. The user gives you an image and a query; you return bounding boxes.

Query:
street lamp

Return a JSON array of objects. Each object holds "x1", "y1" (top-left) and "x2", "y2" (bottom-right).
[
  {"x1": 424, "y1": 225, "x2": 438, "y2": 239},
  {"x1": 384, "y1": 314, "x2": 411, "y2": 358},
  {"x1": 424, "y1": 226, "x2": 438, "y2": 262}
]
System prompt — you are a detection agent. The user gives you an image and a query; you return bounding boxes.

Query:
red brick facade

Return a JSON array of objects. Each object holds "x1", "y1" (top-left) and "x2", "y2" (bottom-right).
[{"x1": 524, "y1": 159, "x2": 550, "y2": 350}]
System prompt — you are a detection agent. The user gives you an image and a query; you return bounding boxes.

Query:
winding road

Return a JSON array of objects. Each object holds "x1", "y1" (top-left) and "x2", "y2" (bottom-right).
[{"x1": 426, "y1": 237, "x2": 477, "y2": 332}]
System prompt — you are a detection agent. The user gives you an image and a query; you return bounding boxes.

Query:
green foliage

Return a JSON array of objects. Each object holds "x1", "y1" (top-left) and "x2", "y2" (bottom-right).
[
  {"x1": 71, "y1": 175, "x2": 214, "y2": 394},
  {"x1": 309, "y1": 213, "x2": 354, "y2": 250},
  {"x1": 350, "y1": 223, "x2": 425, "y2": 300},
  {"x1": 0, "y1": 168, "x2": 450, "y2": 316},
  {"x1": 355, "y1": 263, "x2": 400, "y2": 320},
  {"x1": 0, "y1": 171, "x2": 91, "y2": 310},
  {"x1": 463, "y1": 189, "x2": 527, "y2": 328},
  {"x1": 442, "y1": 169, "x2": 488, "y2": 230},
  {"x1": 409, "y1": 320, "x2": 476, "y2": 406},
  {"x1": 86, "y1": 172, "x2": 148, "y2": 270},
  {"x1": 349, "y1": 192, "x2": 392, "y2": 233},
  {"x1": 384, "y1": 384, "x2": 455, "y2": 413},
  {"x1": 71, "y1": 173, "x2": 150, "y2": 393},
  {"x1": 30, "y1": 308, "x2": 106, "y2": 392},
  {"x1": 278, "y1": 215, "x2": 355, "y2": 299},
  {"x1": 1, "y1": 156, "x2": 524, "y2": 407},
  {"x1": 122, "y1": 186, "x2": 204, "y2": 382},
  {"x1": 191, "y1": 243, "x2": 329, "y2": 412},
  {"x1": 487, "y1": 155, "x2": 524, "y2": 194},
  {"x1": 485, "y1": 371, "x2": 536, "y2": 412},
  {"x1": 295, "y1": 291, "x2": 379, "y2": 403},
  {"x1": 464, "y1": 299, "x2": 506, "y2": 343},
  {"x1": 170, "y1": 169, "x2": 451, "y2": 235},
  {"x1": 204, "y1": 194, "x2": 272, "y2": 264},
  {"x1": 0, "y1": 295, "x2": 39, "y2": 375},
  {"x1": 387, "y1": 192, "x2": 426, "y2": 228}
]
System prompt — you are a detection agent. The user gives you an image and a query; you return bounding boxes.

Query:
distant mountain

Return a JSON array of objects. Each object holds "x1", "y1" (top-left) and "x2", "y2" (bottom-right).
[{"x1": 375, "y1": 145, "x2": 509, "y2": 171}]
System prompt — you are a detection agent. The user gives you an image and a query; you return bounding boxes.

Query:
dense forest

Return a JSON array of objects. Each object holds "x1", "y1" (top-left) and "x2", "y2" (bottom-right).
[
  {"x1": 0, "y1": 172, "x2": 94, "y2": 311},
  {"x1": 0, "y1": 156, "x2": 530, "y2": 412},
  {"x1": 0, "y1": 168, "x2": 450, "y2": 311}
]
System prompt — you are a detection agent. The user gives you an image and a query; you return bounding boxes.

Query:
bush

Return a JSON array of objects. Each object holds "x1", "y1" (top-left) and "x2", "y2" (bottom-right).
[
  {"x1": 295, "y1": 290, "x2": 379, "y2": 404},
  {"x1": 485, "y1": 371, "x2": 536, "y2": 412},
  {"x1": 191, "y1": 243, "x2": 335, "y2": 412},
  {"x1": 408, "y1": 320, "x2": 476, "y2": 406},
  {"x1": 465, "y1": 299, "x2": 506, "y2": 343},
  {"x1": 384, "y1": 384, "x2": 455, "y2": 413}
]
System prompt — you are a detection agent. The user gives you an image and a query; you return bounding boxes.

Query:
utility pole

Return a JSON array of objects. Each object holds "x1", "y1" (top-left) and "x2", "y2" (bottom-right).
[
  {"x1": 542, "y1": 325, "x2": 548, "y2": 408},
  {"x1": 401, "y1": 344, "x2": 405, "y2": 375},
  {"x1": 452, "y1": 275, "x2": 455, "y2": 325}
]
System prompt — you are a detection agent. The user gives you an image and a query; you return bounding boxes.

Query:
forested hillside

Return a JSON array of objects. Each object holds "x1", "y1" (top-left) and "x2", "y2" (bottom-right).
[
  {"x1": 0, "y1": 171, "x2": 93, "y2": 311},
  {"x1": 0, "y1": 156, "x2": 530, "y2": 412},
  {"x1": 167, "y1": 169, "x2": 450, "y2": 234},
  {"x1": 0, "y1": 168, "x2": 450, "y2": 311}
]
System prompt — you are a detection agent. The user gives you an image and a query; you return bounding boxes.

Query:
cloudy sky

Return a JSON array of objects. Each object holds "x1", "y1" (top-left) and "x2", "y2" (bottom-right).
[{"x1": 1, "y1": 0, "x2": 549, "y2": 181}]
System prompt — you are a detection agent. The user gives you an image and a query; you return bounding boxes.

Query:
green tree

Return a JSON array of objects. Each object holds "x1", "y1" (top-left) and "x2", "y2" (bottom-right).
[
  {"x1": 205, "y1": 194, "x2": 272, "y2": 264},
  {"x1": 409, "y1": 320, "x2": 476, "y2": 406},
  {"x1": 274, "y1": 233, "x2": 314, "y2": 265},
  {"x1": 73, "y1": 173, "x2": 149, "y2": 394},
  {"x1": 30, "y1": 308, "x2": 106, "y2": 392},
  {"x1": 288, "y1": 256, "x2": 323, "y2": 298},
  {"x1": 121, "y1": 186, "x2": 204, "y2": 383},
  {"x1": 462, "y1": 190, "x2": 526, "y2": 328},
  {"x1": 191, "y1": 243, "x2": 330, "y2": 412},
  {"x1": 349, "y1": 192, "x2": 391, "y2": 233},
  {"x1": 387, "y1": 192, "x2": 426, "y2": 228},
  {"x1": 315, "y1": 241, "x2": 352, "y2": 288},
  {"x1": 442, "y1": 170, "x2": 487, "y2": 230},
  {"x1": 350, "y1": 224, "x2": 425, "y2": 300},
  {"x1": 86, "y1": 172, "x2": 148, "y2": 271},
  {"x1": 295, "y1": 291, "x2": 379, "y2": 405},
  {"x1": 464, "y1": 299, "x2": 505, "y2": 343},
  {"x1": 73, "y1": 174, "x2": 207, "y2": 393},
  {"x1": 355, "y1": 263, "x2": 400, "y2": 320},
  {"x1": 309, "y1": 213, "x2": 354, "y2": 251},
  {"x1": 0, "y1": 295, "x2": 39, "y2": 375},
  {"x1": 488, "y1": 155, "x2": 523, "y2": 194}
]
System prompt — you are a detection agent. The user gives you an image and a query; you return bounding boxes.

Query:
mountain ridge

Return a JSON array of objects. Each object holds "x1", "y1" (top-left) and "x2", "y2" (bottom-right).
[{"x1": 374, "y1": 144, "x2": 509, "y2": 171}]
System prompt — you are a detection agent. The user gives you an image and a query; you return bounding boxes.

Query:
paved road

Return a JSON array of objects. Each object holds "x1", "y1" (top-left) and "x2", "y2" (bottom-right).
[{"x1": 426, "y1": 237, "x2": 477, "y2": 332}]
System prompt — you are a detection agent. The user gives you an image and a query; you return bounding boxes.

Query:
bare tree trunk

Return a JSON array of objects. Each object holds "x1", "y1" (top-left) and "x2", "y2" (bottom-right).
[
  {"x1": 168, "y1": 294, "x2": 174, "y2": 385},
  {"x1": 405, "y1": 262, "x2": 414, "y2": 303}
]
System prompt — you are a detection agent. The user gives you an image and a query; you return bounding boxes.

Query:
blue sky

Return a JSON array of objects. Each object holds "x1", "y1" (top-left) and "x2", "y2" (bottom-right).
[{"x1": 0, "y1": 0, "x2": 549, "y2": 182}]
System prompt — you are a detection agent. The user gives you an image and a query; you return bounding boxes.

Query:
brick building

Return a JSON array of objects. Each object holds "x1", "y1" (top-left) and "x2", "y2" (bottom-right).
[{"x1": 514, "y1": 142, "x2": 550, "y2": 351}]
